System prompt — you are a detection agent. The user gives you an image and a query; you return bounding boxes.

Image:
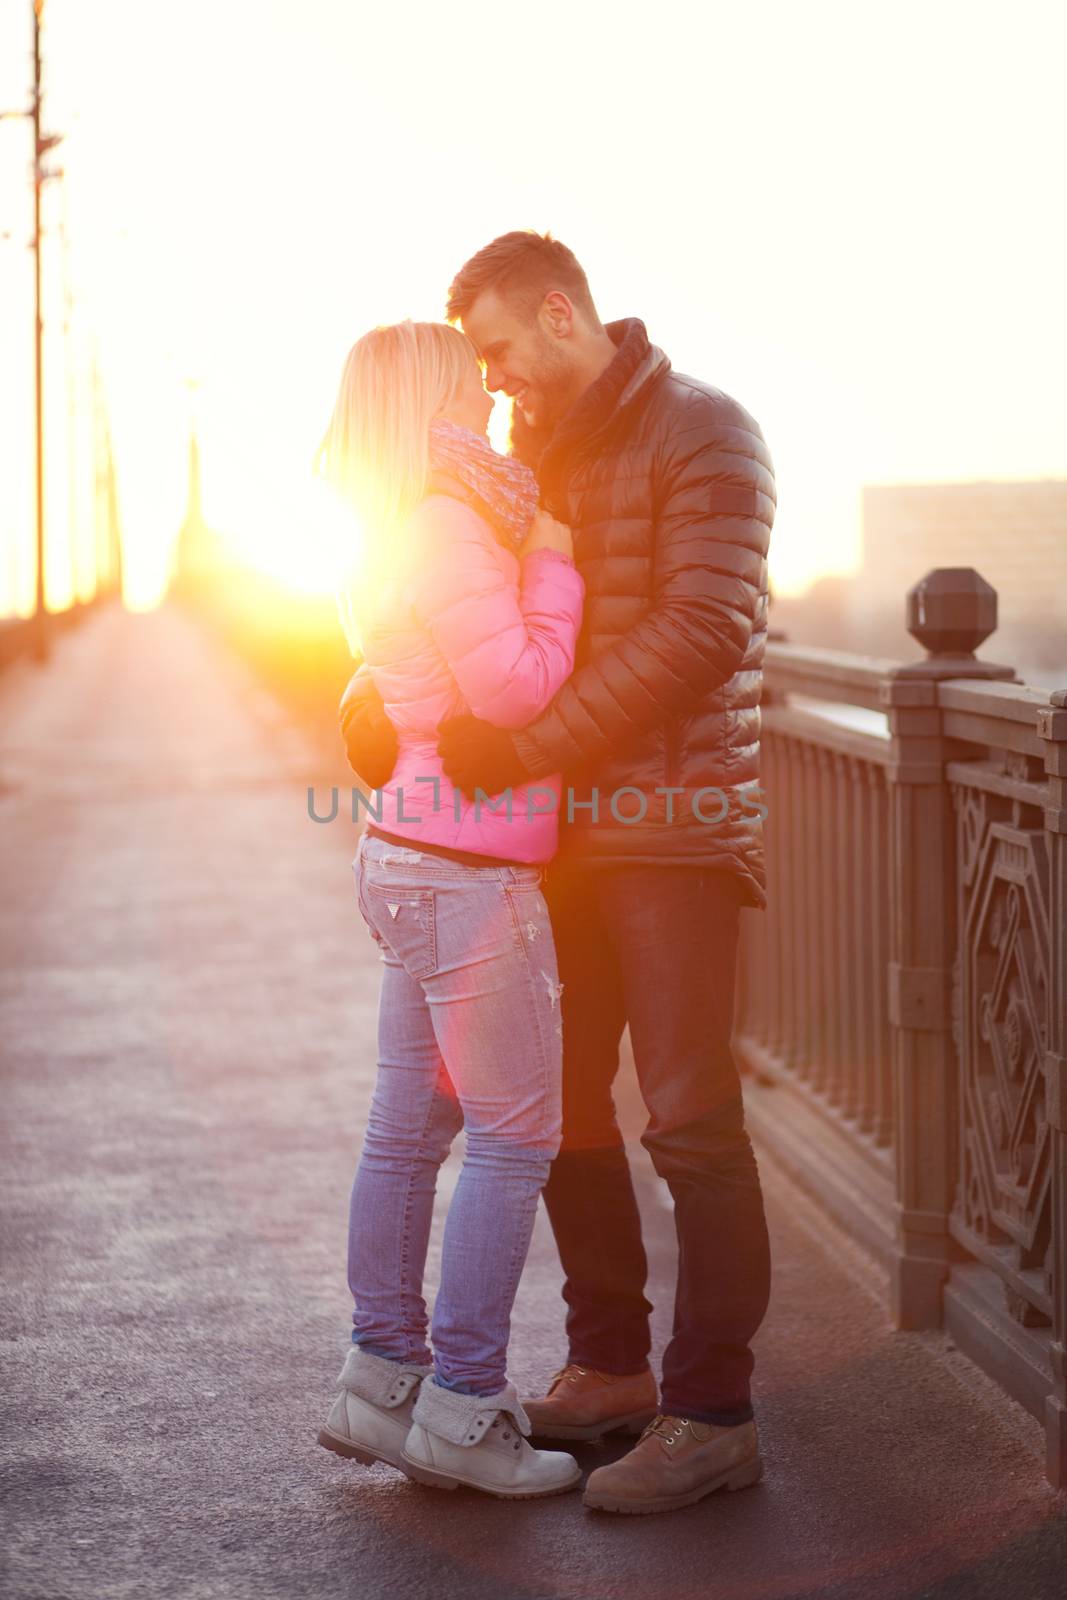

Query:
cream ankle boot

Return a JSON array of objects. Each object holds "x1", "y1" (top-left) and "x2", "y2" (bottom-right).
[
  {"x1": 318, "y1": 1346, "x2": 432, "y2": 1470},
  {"x1": 401, "y1": 1378, "x2": 581, "y2": 1500}
]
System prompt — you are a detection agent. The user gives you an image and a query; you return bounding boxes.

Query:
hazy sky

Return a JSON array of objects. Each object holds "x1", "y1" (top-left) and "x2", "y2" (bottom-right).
[{"x1": 1, "y1": 0, "x2": 1065, "y2": 611}]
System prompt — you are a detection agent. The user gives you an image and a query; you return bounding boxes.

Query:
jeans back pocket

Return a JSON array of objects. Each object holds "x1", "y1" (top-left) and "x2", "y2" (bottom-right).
[{"x1": 361, "y1": 880, "x2": 437, "y2": 979}]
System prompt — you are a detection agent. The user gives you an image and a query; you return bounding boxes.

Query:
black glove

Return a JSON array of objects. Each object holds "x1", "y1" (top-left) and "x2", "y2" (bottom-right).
[
  {"x1": 338, "y1": 667, "x2": 398, "y2": 790},
  {"x1": 437, "y1": 715, "x2": 529, "y2": 800}
]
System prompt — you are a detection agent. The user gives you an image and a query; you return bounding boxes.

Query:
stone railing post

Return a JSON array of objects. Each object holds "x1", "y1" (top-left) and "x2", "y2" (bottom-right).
[
  {"x1": 1037, "y1": 686, "x2": 1067, "y2": 1486},
  {"x1": 882, "y1": 569, "x2": 1017, "y2": 1328}
]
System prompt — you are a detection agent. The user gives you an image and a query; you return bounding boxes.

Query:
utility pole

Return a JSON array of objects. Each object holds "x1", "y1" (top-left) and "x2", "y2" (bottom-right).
[
  {"x1": 32, "y1": 2, "x2": 63, "y2": 659},
  {"x1": 31, "y1": 2, "x2": 46, "y2": 658},
  {"x1": 2, "y1": 1, "x2": 62, "y2": 662}
]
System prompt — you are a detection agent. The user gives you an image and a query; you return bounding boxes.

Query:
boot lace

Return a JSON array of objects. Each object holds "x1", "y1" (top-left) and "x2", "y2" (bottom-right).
[
  {"x1": 545, "y1": 1363, "x2": 592, "y2": 1396},
  {"x1": 641, "y1": 1413, "x2": 688, "y2": 1446}
]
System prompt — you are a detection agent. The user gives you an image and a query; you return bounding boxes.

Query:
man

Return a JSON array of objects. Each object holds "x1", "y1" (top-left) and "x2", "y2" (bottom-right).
[{"x1": 340, "y1": 232, "x2": 775, "y2": 1516}]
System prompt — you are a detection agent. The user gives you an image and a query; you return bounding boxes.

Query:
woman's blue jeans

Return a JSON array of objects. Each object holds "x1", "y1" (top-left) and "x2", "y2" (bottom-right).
[{"x1": 347, "y1": 831, "x2": 563, "y2": 1397}]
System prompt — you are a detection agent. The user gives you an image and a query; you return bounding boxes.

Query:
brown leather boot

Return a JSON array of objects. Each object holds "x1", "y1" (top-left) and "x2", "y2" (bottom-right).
[
  {"x1": 523, "y1": 1363, "x2": 659, "y2": 1442},
  {"x1": 582, "y1": 1413, "x2": 763, "y2": 1514}
]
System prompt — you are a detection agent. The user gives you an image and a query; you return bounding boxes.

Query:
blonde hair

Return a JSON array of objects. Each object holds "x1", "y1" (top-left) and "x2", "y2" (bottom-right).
[{"x1": 318, "y1": 320, "x2": 476, "y2": 653}]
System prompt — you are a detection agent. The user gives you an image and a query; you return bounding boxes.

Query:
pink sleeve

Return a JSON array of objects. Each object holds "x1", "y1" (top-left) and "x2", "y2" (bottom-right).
[{"x1": 412, "y1": 500, "x2": 584, "y2": 729}]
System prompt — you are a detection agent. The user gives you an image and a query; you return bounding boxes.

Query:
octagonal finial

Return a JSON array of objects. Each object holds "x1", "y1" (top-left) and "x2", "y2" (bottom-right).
[{"x1": 906, "y1": 568, "x2": 998, "y2": 658}]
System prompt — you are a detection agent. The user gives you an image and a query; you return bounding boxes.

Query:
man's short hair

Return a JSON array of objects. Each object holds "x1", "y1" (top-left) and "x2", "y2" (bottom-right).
[{"x1": 447, "y1": 231, "x2": 601, "y2": 329}]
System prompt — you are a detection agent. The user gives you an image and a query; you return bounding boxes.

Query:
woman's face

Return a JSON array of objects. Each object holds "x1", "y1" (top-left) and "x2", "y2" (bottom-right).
[{"x1": 439, "y1": 358, "x2": 494, "y2": 438}]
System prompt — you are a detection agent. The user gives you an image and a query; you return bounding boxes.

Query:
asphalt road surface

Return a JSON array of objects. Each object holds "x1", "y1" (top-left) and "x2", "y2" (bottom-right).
[{"x1": 2, "y1": 602, "x2": 1065, "y2": 1600}]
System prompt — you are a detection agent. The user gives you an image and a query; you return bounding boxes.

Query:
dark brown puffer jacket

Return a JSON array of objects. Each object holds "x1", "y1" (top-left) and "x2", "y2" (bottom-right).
[{"x1": 510, "y1": 316, "x2": 775, "y2": 907}]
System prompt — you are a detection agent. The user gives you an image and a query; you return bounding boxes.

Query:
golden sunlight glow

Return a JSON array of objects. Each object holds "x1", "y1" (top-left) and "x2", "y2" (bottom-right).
[
  {"x1": 1, "y1": 1, "x2": 1065, "y2": 620},
  {"x1": 207, "y1": 397, "x2": 507, "y2": 606},
  {"x1": 219, "y1": 470, "x2": 366, "y2": 603}
]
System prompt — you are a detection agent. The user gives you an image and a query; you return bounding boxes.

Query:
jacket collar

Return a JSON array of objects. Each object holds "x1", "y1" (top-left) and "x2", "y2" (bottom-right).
[
  {"x1": 423, "y1": 466, "x2": 521, "y2": 551},
  {"x1": 510, "y1": 317, "x2": 670, "y2": 482},
  {"x1": 426, "y1": 466, "x2": 471, "y2": 500}
]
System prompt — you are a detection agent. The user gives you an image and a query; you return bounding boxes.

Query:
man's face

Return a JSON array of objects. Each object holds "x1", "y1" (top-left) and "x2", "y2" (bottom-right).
[{"x1": 461, "y1": 288, "x2": 577, "y2": 432}]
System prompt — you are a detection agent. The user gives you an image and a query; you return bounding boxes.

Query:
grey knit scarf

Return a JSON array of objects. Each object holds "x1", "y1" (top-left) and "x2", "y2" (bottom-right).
[{"x1": 428, "y1": 418, "x2": 539, "y2": 550}]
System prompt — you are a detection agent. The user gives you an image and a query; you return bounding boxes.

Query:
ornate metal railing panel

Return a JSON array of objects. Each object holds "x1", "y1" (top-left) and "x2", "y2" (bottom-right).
[
  {"x1": 733, "y1": 571, "x2": 1067, "y2": 1485},
  {"x1": 736, "y1": 710, "x2": 893, "y2": 1171},
  {"x1": 949, "y1": 756, "x2": 1052, "y2": 1327}
]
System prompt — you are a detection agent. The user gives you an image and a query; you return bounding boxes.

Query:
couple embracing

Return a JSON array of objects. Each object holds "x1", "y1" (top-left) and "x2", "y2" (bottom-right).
[{"x1": 316, "y1": 231, "x2": 776, "y2": 1517}]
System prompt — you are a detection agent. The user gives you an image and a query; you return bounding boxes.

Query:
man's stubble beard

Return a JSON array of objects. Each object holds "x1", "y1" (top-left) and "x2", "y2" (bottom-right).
[
  {"x1": 528, "y1": 335, "x2": 583, "y2": 435},
  {"x1": 507, "y1": 337, "x2": 586, "y2": 467}
]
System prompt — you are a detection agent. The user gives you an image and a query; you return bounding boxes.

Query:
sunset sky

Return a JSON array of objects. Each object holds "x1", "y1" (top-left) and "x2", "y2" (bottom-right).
[{"x1": 1, "y1": 0, "x2": 1064, "y2": 614}]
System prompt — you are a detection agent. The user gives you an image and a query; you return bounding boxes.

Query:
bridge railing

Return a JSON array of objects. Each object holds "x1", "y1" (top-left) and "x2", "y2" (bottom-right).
[{"x1": 734, "y1": 569, "x2": 1067, "y2": 1486}]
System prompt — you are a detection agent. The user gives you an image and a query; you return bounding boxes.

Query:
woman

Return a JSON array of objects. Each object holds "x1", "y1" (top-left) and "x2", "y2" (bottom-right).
[{"x1": 316, "y1": 321, "x2": 584, "y2": 1499}]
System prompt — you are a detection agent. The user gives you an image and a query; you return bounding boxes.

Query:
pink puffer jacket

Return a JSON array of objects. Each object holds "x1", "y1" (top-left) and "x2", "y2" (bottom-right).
[{"x1": 359, "y1": 489, "x2": 584, "y2": 862}]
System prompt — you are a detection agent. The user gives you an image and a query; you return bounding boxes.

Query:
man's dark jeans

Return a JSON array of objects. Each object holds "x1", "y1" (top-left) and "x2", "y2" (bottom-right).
[{"x1": 540, "y1": 858, "x2": 771, "y2": 1426}]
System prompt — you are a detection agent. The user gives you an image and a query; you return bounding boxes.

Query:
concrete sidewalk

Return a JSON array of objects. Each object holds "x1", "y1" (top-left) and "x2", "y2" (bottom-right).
[{"x1": 1, "y1": 601, "x2": 1064, "y2": 1600}]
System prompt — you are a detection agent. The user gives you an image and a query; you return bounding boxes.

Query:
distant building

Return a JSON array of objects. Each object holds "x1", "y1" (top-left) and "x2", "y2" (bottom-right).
[
  {"x1": 844, "y1": 480, "x2": 1067, "y2": 674},
  {"x1": 770, "y1": 480, "x2": 1066, "y2": 678}
]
